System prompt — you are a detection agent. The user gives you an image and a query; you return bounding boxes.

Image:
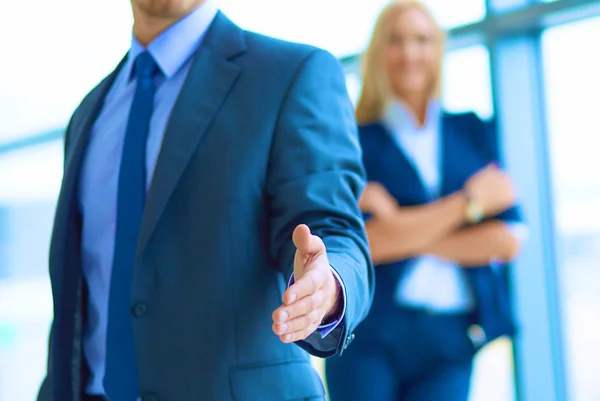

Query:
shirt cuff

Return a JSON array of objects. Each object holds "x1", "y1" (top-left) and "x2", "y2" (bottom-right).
[
  {"x1": 287, "y1": 266, "x2": 347, "y2": 338},
  {"x1": 505, "y1": 221, "x2": 530, "y2": 242}
]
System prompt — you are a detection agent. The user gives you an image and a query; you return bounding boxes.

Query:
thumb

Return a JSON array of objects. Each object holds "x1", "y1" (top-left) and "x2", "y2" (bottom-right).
[{"x1": 292, "y1": 224, "x2": 325, "y2": 256}]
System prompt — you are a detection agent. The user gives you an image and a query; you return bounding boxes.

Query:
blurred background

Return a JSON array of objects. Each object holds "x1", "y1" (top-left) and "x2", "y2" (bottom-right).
[{"x1": 0, "y1": 0, "x2": 599, "y2": 400}]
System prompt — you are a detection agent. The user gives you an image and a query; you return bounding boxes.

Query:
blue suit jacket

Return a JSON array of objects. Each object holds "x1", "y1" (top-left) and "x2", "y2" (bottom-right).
[
  {"x1": 39, "y1": 12, "x2": 374, "y2": 401},
  {"x1": 359, "y1": 112, "x2": 521, "y2": 349}
]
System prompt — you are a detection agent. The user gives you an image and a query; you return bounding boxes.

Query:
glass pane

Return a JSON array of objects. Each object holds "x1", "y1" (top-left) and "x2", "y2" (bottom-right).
[
  {"x1": 542, "y1": 16, "x2": 600, "y2": 401},
  {"x1": 345, "y1": 72, "x2": 362, "y2": 107},
  {"x1": 489, "y1": 0, "x2": 530, "y2": 14},
  {"x1": 442, "y1": 44, "x2": 494, "y2": 120},
  {"x1": 422, "y1": 0, "x2": 486, "y2": 28},
  {"x1": 220, "y1": 0, "x2": 485, "y2": 57},
  {"x1": 0, "y1": 0, "x2": 132, "y2": 144},
  {"x1": 220, "y1": 0, "x2": 390, "y2": 58},
  {"x1": 2, "y1": 0, "x2": 486, "y2": 144},
  {"x1": 0, "y1": 140, "x2": 63, "y2": 401}
]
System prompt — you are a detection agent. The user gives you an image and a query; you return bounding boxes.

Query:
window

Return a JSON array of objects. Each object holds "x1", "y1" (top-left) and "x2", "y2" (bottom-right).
[
  {"x1": 0, "y1": 1, "x2": 132, "y2": 145},
  {"x1": 1, "y1": 0, "x2": 488, "y2": 144},
  {"x1": 489, "y1": 0, "x2": 531, "y2": 14},
  {"x1": 422, "y1": 0, "x2": 486, "y2": 28},
  {"x1": 542, "y1": 16, "x2": 600, "y2": 401},
  {"x1": 345, "y1": 73, "x2": 362, "y2": 106},
  {"x1": 221, "y1": 0, "x2": 486, "y2": 57},
  {"x1": 221, "y1": 0, "x2": 486, "y2": 56},
  {"x1": 0, "y1": 140, "x2": 63, "y2": 401},
  {"x1": 442, "y1": 44, "x2": 494, "y2": 119}
]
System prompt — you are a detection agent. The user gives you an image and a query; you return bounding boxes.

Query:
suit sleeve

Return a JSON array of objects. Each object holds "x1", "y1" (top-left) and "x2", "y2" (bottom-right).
[
  {"x1": 265, "y1": 49, "x2": 375, "y2": 358},
  {"x1": 36, "y1": 323, "x2": 54, "y2": 401},
  {"x1": 478, "y1": 115, "x2": 524, "y2": 224},
  {"x1": 37, "y1": 120, "x2": 75, "y2": 401}
]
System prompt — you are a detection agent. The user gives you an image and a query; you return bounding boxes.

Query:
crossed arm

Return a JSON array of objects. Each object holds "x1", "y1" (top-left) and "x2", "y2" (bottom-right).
[{"x1": 364, "y1": 189, "x2": 522, "y2": 266}]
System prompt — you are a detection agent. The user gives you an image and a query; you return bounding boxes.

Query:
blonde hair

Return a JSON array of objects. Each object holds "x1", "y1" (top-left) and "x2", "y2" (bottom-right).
[{"x1": 355, "y1": 0, "x2": 446, "y2": 125}]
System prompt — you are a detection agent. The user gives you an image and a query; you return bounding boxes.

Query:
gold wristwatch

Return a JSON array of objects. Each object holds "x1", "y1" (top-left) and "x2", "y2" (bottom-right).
[{"x1": 464, "y1": 189, "x2": 484, "y2": 224}]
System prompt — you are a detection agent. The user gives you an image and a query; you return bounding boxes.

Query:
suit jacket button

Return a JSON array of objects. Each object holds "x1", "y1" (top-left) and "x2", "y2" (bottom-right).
[{"x1": 132, "y1": 303, "x2": 147, "y2": 318}]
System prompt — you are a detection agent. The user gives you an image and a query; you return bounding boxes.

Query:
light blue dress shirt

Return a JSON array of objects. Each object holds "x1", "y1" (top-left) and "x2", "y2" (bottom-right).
[
  {"x1": 383, "y1": 101, "x2": 527, "y2": 313},
  {"x1": 78, "y1": 2, "x2": 345, "y2": 395}
]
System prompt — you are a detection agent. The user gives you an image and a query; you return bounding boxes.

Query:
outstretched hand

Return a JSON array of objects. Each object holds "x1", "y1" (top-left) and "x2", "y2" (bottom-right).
[{"x1": 272, "y1": 224, "x2": 339, "y2": 343}]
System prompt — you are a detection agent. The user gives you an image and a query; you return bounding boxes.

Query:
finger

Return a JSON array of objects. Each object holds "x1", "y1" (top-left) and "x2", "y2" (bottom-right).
[
  {"x1": 272, "y1": 308, "x2": 325, "y2": 336},
  {"x1": 282, "y1": 268, "x2": 326, "y2": 305},
  {"x1": 367, "y1": 182, "x2": 385, "y2": 191},
  {"x1": 358, "y1": 194, "x2": 370, "y2": 209},
  {"x1": 275, "y1": 289, "x2": 324, "y2": 323},
  {"x1": 292, "y1": 224, "x2": 325, "y2": 256},
  {"x1": 279, "y1": 320, "x2": 321, "y2": 343}
]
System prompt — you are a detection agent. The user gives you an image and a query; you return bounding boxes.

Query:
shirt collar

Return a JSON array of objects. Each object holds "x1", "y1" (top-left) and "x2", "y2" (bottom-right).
[
  {"x1": 383, "y1": 99, "x2": 441, "y2": 134},
  {"x1": 127, "y1": 0, "x2": 218, "y2": 80}
]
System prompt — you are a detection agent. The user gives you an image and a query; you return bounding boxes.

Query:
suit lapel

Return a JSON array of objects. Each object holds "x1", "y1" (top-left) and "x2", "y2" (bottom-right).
[
  {"x1": 52, "y1": 59, "x2": 125, "y2": 268},
  {"x1": 441, "y1": 114, "x2": 481, "y2": 196},
  {"x1": 376, "y1": 123, "x2": 429, "y2": 204},
  {"x1": 138, "y1": 12, "x2": 246, "y2": 253},
  {"x1": 60, "y1": 66, "x2": 122, "y2": 205}
]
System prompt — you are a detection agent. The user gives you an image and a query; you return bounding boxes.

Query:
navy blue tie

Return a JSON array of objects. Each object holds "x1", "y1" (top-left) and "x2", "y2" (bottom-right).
[{"x1": 104, "y1": 51, "x2": 159, "y2": 401}]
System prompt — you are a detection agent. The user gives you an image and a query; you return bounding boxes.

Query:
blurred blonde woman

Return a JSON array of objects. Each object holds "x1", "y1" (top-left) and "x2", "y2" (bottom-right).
[{"x1": 325, "y1": 1, "x2": 527, "y2": 400}]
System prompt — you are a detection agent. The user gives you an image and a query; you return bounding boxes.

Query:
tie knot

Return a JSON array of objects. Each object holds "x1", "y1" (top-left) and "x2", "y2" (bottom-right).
[{"x1": 134, "y1": 51, "x2": 159, "y2": 79}]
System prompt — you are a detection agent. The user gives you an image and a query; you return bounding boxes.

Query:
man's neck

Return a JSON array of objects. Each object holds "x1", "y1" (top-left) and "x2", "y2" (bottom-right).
[
  {"x1": 132, "y1": 13, "x2": 179, "y2": 47},
  {"x1": 131, "y1": 2, "x2": 205, "y2": 47}
]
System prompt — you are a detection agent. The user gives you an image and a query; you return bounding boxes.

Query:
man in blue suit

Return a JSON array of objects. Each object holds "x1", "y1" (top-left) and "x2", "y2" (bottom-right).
[{"x1": 37, "y1": 1, "x2": 374, "y2": 400}]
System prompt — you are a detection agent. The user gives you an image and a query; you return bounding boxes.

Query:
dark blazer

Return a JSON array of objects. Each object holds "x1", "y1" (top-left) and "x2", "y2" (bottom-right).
[
  {"x1": 38, "y1": 12, "x2": 374, "y2": 401},
  {"x1": 358, "y1": 112, "x2": 522, "y2": 350}
]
